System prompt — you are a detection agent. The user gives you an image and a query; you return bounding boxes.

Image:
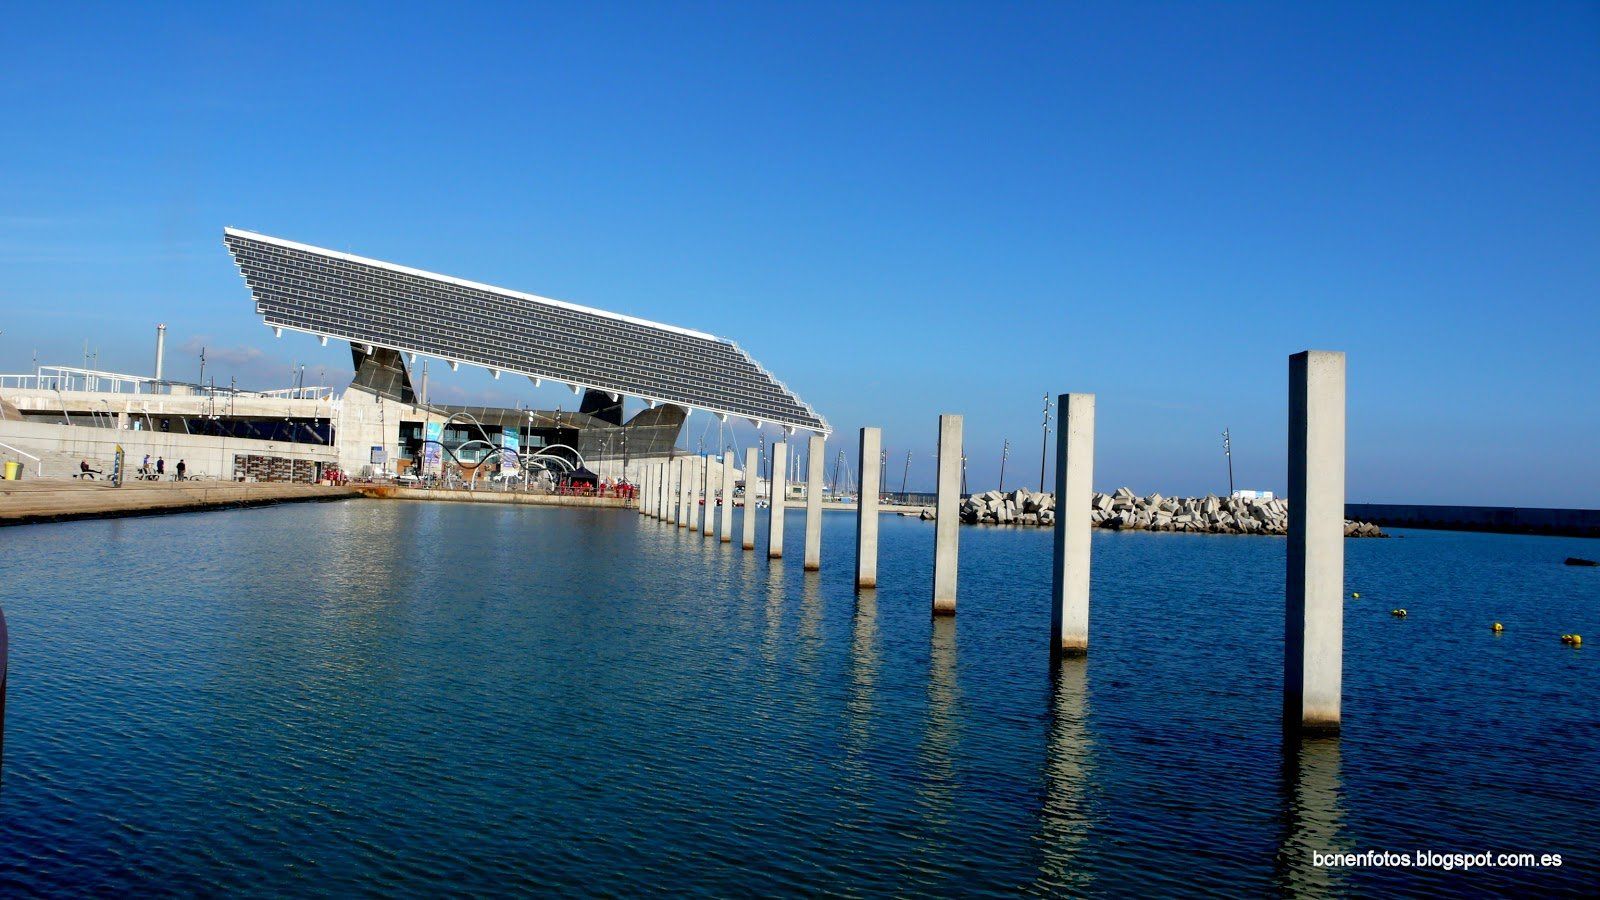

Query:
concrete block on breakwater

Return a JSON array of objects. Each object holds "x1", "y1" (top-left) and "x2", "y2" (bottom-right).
[{"x1": 947, "y1": 486, "x2": 1387, "y2": 537}]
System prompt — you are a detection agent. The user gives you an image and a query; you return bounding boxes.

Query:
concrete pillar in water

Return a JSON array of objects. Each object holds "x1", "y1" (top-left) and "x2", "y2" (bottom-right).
[
  {"x1": 720, "y1": 450, "x2": 736, "y2": 542},
  {"x1": 803, "y1": 435, "x2": 825, "y2": 570},
  {"x1": 677, "y1": 457, "x2": 692, "y2": 528},
  {"x1": 691, "y1": 457, "x2": 705, "y2": 532},
  {"x1": 655, "y1": 463, "x2": 665, "y2": 519},
  {"x1": 702, "y1": 454, "x2": 715, "y2": 536},
  {"x1": 742, "y1": 447, "x2": 759, "y2": 550},
  {"x1": 1050, "y1": 393, "x2": 1095, "y2": 658},
  {"x1": 768, "y1": 441, "x2": 788, "y2": 558},
  {"x1": 931, "y1": 414, "x2": 962, "y2": 615},
  {"x1": 1285, "y1": 350, "x2": 1346, "y2": 735},
  {"x1": 639, "y1": 465, "x2": 650, "y2": 516},
  {"x1": 856, "y1": 427, "x2": 881, "y2": 589}
]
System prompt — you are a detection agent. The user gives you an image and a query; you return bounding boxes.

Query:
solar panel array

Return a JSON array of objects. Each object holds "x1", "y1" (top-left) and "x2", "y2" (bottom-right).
[{"x1": 222, "y1": 228, "x2": 829, "y2": 433}]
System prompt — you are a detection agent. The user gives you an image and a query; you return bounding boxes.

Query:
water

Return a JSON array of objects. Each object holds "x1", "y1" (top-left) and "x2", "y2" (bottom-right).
[{"x1": 0, "y1": 501, "x2": 1595, "y2": 896}]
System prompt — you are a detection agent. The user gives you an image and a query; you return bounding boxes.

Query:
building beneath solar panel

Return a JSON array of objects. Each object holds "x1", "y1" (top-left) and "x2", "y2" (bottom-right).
[{"x1": 0, "y1": 229, "x2": 827, "y2": 484}]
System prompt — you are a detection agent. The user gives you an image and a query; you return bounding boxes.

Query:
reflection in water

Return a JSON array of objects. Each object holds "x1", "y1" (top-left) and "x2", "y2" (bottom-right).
[
  {"x1": 918, "y1": 618, "x2": 961, "y2": 834},
  {"x1": 796, "y1": 573, "x2": 824, "y2": 678},
  {"x1": 760, "y1": 558, "x2": 785, "y2": 669},
  {"x1": 840, "y1": 591, "x2": 880, "y2": 827},
  {"x1": 1275, "y1": 738, "x2": 1347, "y2": 897},
  {"x1": 1033, "y1": 659, "x2": 1096, "y2": 894}
]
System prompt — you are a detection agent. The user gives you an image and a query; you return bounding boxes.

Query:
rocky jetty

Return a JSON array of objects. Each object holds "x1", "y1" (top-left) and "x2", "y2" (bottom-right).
[{"x1": 942, "y1": 486, "x2": 1386, "y2": 537}]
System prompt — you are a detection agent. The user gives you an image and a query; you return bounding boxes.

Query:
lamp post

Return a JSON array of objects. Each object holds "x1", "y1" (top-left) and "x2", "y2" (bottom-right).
[
  {"x1": 1039, "y1": 392, "x2": 1052, "y2": 492},
  {"x1": 1223, "y1": 427, "x2": 1235, "y2": 497},
  {"x1": 999, "y1": 438, "x2": 1010, "y2": 492},
  {"x1": 900, "y1": 450, "x2": 912, "y2": 503}
]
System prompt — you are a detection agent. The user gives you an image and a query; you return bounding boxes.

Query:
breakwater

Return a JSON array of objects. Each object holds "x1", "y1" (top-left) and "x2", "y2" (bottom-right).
[
  {"x1": 952, "y1": 486, "x2": 1387, "y2": 537},
  {"x1": 1345, "y1": 503, "x2": 1600, "y2": 538}
]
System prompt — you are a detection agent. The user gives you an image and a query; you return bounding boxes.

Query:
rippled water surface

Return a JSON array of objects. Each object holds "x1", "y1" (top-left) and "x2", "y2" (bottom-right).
[{"x1": 0, "y1": 500, "x2": 1595, "y2": 895}]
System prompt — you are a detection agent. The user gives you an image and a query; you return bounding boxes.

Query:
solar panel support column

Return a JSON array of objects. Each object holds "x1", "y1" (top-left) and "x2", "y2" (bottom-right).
[
  {"x1": 1285, "y1": 350, "x2": 1345, "y2": 735},
  {"x1": 856, "y1": 427, "x2": 881, "y2": 590},
  {"x1": 804, "y1": 434, "x2": 825, "y2": 570},
  {"x1": 1051, "y1": 394, "x2": 1094, "y2": 658},
  {"x1": 742, "y1": 447, "x2": 759, "y2": 550},
  {"x1": 720, "y1": 450, "x2": 736, "y2": 542},
  {"x1": 932, "y1": 415, "x2": 963, "y2": 616},
  {"x1": 768, "y1": 441, "x2": 788, "y2": 559}
]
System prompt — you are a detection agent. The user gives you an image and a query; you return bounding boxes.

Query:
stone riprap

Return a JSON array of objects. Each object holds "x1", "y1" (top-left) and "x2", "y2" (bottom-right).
[{"x1": 932, "y1": 486, "x2": 1386, "y2": 537}]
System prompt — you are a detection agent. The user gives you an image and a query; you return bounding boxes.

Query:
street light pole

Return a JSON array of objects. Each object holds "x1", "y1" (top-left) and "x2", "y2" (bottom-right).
[
  {"x1": 901, "y1": 450, "x2": 912, "y2": 504},
  {"x1": 1223, "y1": 427, "x2": 1234, "y2": 497},
  {"x1": 999, "y1": 438, "x2": 1010, "y2": 492},
  {"x1": 1039, "y1": 392, "x2": 1052, "y2": 492}
]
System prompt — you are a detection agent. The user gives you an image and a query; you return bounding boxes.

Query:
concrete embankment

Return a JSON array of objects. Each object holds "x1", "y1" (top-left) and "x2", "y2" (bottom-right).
[
  {"x1": 951, "y1": 486, "x2": 1387, "y2": 537},
  {"x1": 354, "y1": 485, "x2": 631, "y2": 509},
  {"x1": 1345, "y1": 503, "x2": 1600, "y2": 538},
  {"x1": 0, "y1": 479, "x2": 361, "y2": 527}
]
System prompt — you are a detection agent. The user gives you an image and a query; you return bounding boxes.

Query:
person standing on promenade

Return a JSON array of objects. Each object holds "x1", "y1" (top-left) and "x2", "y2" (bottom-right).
[{"x1": 156, "y1": 457, "x2": 165, "y2": 478}]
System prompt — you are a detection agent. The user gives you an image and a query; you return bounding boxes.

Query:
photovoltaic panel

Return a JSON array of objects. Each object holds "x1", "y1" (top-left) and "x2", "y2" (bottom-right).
[{"x1": 222, "y1": 228, "x2": 828, "y2": 433}]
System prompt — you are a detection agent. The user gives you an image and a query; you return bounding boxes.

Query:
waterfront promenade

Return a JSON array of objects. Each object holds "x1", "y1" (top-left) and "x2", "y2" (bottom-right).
[{"x1": 0, "y1": 479, "x2": 359, "y2": 527}]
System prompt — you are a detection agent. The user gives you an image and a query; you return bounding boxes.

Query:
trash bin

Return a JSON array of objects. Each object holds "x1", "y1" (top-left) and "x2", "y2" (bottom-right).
[{"x1": 2, "y1": 461, "x2": 21, "y2": 481}]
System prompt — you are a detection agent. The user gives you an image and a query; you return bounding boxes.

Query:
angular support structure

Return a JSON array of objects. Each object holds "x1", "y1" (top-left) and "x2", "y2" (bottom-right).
[
  {"x1": 720, "y1": 450, "x2": 736, "y2": 542},
  {"x1": 768, "y1": 441, "x2": 788, "y2": 558},
  {"x1": 743, "y1": 447, "x2": 760, "y2": 550},
  {"x1": 804, "y1": 435, "x2": 825, "y2": 570},
  {"x1": 1050, "y1": 394, "x2": 1095, "y2": 658},
  {"x1": 931, "y1": 414, "x2": 962, "y2": 615},
  {"x1": 1285, "y1": 350, "x2": 1346, "y2": 735},
  {"x1": 856, "y1": 427, "x2": 881, "y2": 589}
]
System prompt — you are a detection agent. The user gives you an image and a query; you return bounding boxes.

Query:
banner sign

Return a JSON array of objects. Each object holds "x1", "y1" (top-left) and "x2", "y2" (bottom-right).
[
  {"x1": 501, "y1": 427, "x2": 520, "y2": 471},
  {"x1": 423, "y1": 422, "x2": 444, "y2": 475}
]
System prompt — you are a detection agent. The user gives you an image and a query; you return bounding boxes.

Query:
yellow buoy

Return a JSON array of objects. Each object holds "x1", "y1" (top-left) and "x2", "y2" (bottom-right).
[
  {"x1": 1574, "y1": 635, "x2": 1583, "y2": 647},
  {"x1": 1352, "y1": 592, "x2": 1360, "y2": 598},
  {"x1": 1492, "y1": 622, "x2": 1504, "y2": 633}
]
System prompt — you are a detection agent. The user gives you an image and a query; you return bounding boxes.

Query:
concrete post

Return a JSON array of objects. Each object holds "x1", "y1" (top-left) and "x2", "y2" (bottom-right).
[
  {"x1": 720, "y1": 450, "x2": 736, "y2": 542},
  {"x1": 702, "y1": 454, "x2": 715, "y2": 536},
  {"x1": 1285, "y1": 350, "x2": 1346, "y2": 735},
  {"x1": 640, "y1": 465, "x2": 650, "y2": 515},
  {"x1": 691, "y1": 457, "x2": 704, "y2": 532},
  {"x1": 659, "y1": 461, "x2": 669, "y2": 520},
  {"x1": 743, "y1": 447, "x2": 759, "y2": 550},
  {"x1": 654, "y1": 463, "x2": 664, "y2": 519},
  {"x1": 768, "y1": 441, "x2": 788, "y2": 558},
  {"x1": 804, "y1": 435, "x2": 825, "y2": 570},
  {"x1": 931, "y1": 414, "x2": 962, "y2": 615},
  {"x1": 677, "y1": 457, "x2": 691, "y2": 528},
  {"x1": 1050, "y1": 394, "x2": 1095, "y2": 658},
  {"x1": 856, "y1": 427, "x2": 881, "y2": 589}
]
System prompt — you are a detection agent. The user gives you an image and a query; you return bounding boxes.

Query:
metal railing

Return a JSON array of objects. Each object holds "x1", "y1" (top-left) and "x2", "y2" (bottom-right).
[{"x1": 0, "y1": 440, "x2": 43, "y2": 476}]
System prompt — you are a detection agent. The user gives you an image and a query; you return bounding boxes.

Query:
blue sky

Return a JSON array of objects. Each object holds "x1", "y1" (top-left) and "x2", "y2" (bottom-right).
[{"x1": 2, "y1": 3, "x2": 1596, "y2": 505}]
